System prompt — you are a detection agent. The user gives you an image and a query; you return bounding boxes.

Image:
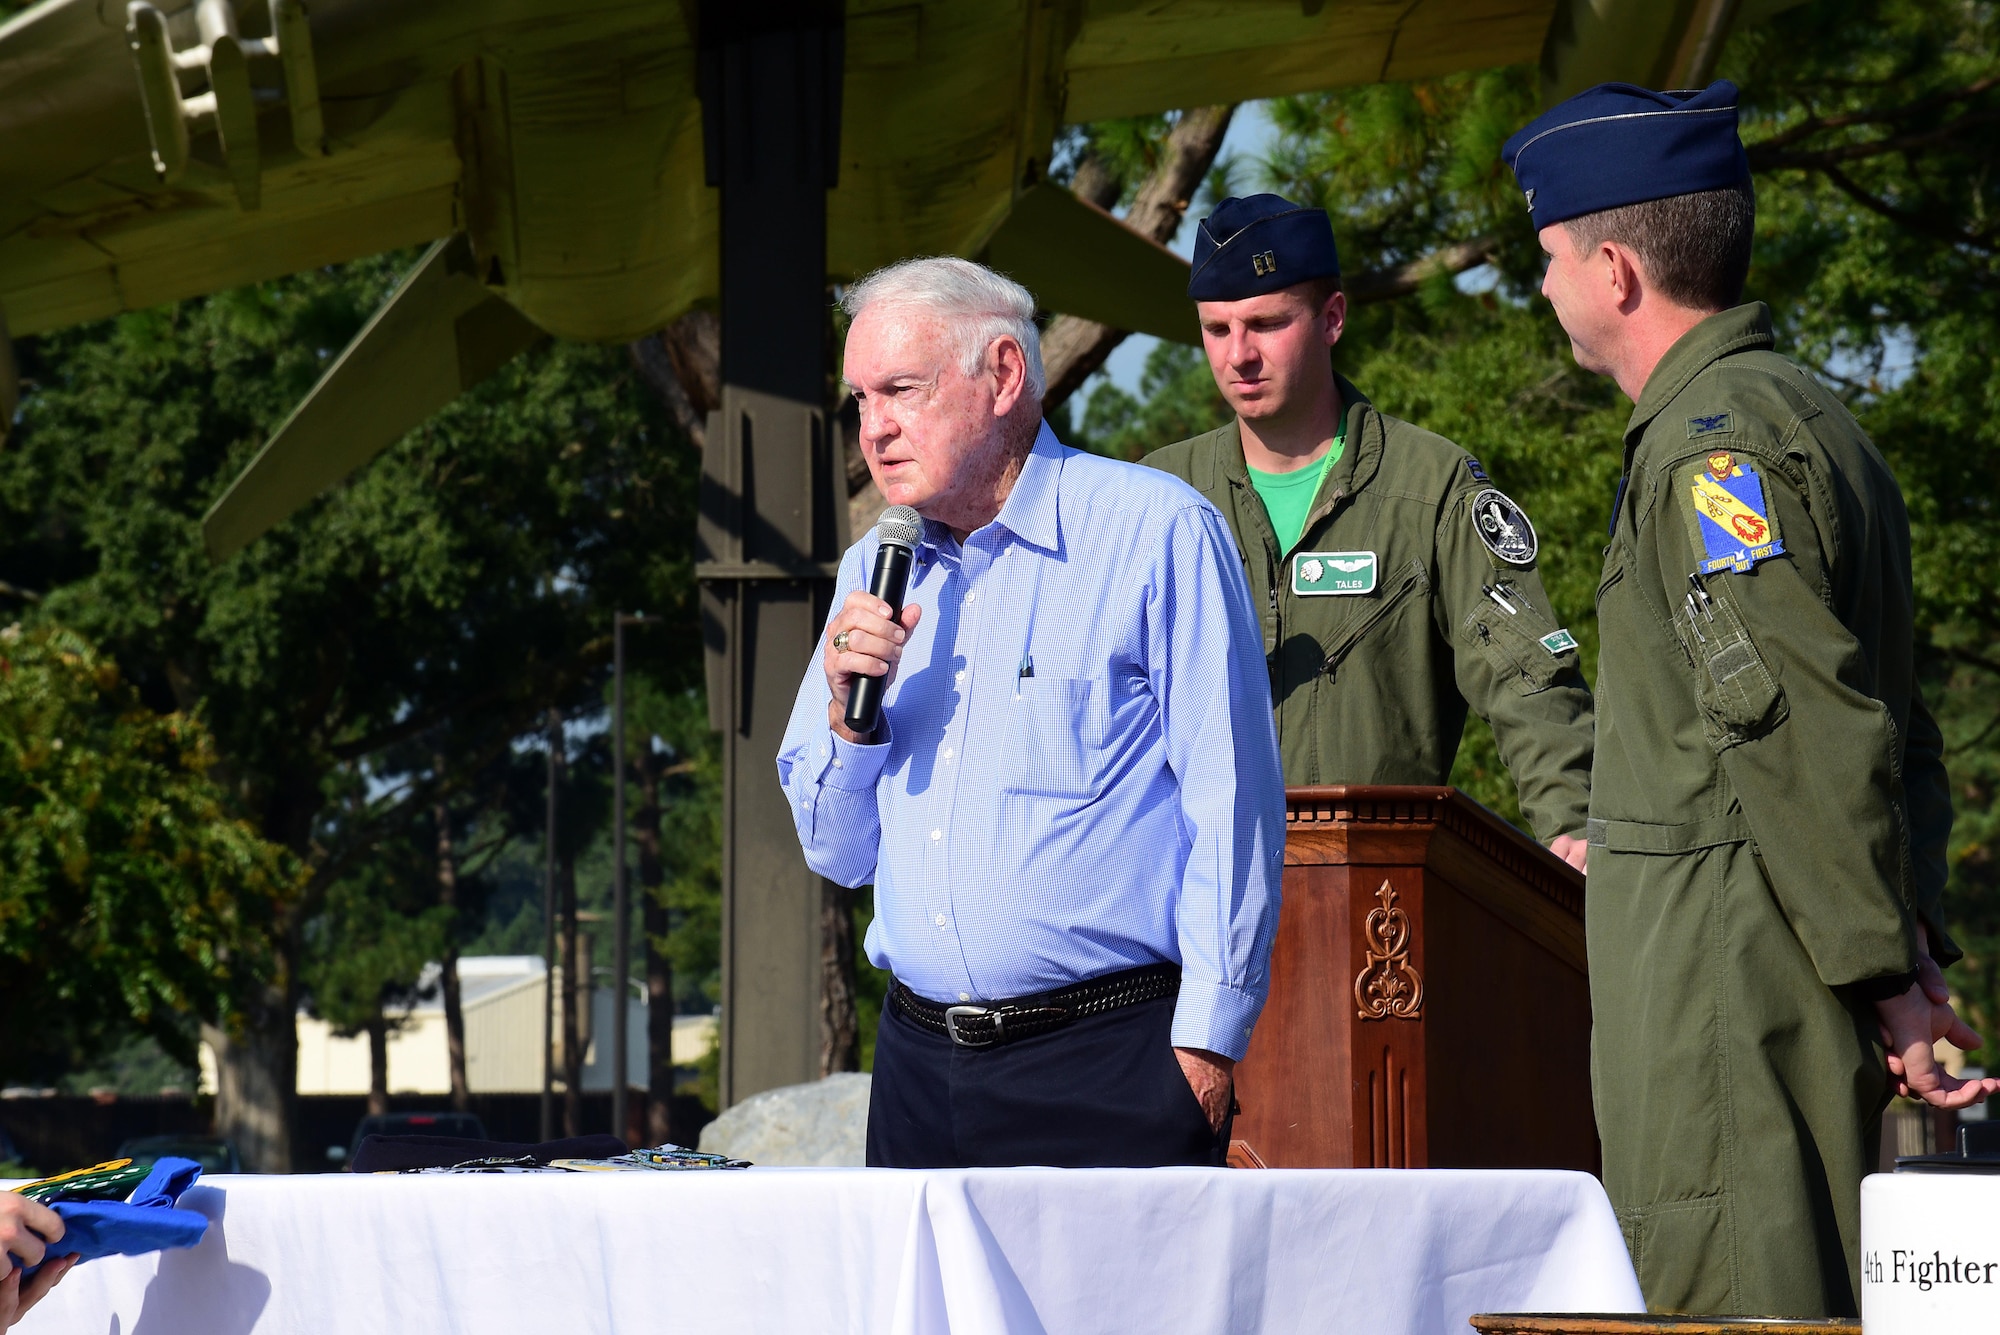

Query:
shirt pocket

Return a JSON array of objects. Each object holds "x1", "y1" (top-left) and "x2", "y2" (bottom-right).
[
  {"x1": 998, "y1": 676, "x2": 1105, "y2": 799},
  {"x1": 1684, "y1": 579, "x2": 1787, "y2": 750},
  {"x1": 1318, "y1": 558, "x2": 1430, "y2": 682},
  {"x1": 1465, "y1": 597, "x2": 1575, "y2": 696}
]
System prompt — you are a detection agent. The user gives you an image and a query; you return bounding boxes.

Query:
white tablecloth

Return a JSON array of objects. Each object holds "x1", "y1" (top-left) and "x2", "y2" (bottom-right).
[{"x1": 26, "y1": 1167, "x2": 1641, "y2": 1334}]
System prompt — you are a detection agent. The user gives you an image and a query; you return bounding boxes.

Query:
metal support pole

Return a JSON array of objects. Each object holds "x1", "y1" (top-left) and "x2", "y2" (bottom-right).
[
  {"x1": 613, "y1": 614, "x2": 627, "y2": 1143},
  {"x1": 540, "y1": 711, "x2": 558, "y2": 1142},
  {"x1": 612, "y1": 610, "x2": 658, "y2": 1144}
]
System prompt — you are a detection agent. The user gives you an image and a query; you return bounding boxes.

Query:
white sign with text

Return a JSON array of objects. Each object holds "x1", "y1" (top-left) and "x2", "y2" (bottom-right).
[{"x1": 1862, "y1": 1172, "x2": 2000, "y2": 1328}]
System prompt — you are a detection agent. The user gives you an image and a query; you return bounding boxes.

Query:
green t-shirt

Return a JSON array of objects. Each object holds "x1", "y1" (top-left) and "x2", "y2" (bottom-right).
[{"x1": 1246, "y1": 419, "x2": 1346, "y2": 555}]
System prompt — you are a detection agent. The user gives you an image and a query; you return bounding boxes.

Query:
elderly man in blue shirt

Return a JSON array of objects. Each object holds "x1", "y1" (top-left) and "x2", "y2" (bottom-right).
[{"x1": 777, "y1": 257, "x2": 1285, "y2": 1168}]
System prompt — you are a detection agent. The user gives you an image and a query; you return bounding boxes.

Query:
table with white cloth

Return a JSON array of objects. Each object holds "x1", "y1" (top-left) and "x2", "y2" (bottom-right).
[{"x1": 24, "y1": 1167, "x2": 1643, "y2": 1335}]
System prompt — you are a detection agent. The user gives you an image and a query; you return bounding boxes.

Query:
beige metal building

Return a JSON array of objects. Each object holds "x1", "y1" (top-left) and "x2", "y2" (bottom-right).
[{"x1": 200, "y1": 956, "x2": 716, "y2": 1097}]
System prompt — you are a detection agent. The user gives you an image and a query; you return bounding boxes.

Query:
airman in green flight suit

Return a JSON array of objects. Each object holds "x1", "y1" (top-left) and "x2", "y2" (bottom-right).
[
  {"x1": 1506, "y1": 79, "x2": 2000, "y2": 1317},
  {"x1": 1142, "y1": 193, "x2": 1595, "y2": 866}
]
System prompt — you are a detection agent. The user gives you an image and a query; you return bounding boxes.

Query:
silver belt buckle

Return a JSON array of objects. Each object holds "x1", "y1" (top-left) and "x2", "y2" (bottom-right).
[{"x1": 943, "y1": 1004, "x2": 1003, "y2": 1048}]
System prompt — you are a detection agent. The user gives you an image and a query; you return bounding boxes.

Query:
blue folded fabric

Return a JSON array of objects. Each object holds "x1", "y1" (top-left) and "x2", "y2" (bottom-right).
[{"x1": 29, "y1": 1156, "x2": 209, "y2": 1271}]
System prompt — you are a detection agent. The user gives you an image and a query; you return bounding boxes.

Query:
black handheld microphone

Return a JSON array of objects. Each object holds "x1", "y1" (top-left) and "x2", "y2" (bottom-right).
[{"x1": 843, "y1": 505, "x2": 923, "y2": 736}]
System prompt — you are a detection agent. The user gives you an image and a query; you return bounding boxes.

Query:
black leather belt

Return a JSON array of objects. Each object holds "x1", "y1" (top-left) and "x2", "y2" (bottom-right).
[{"x1": 891, "y1": 963, "x2": 1180, "y2": 1049}]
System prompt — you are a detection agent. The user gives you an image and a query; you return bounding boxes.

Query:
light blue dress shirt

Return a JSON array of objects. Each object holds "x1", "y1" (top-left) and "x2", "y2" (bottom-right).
[{"x1": 776, "y1": 423, "x2": 1284, "y2": 1060}]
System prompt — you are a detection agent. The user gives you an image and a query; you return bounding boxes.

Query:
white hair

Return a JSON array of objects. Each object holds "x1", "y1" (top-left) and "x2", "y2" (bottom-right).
[{"x1": 841, "y1": 257, "x2": 1046, "y2": 402}]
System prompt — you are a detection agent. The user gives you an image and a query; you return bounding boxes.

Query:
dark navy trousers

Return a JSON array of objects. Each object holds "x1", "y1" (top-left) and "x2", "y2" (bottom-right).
[{"x1": 865, "y1": 993, "x2": 1229, "y2": 1168}]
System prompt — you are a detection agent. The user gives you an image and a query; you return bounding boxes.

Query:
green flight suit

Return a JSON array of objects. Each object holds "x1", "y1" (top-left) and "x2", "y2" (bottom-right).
[
  {"x1": 1588, "y1": 303, "x2": 1956, "y2": 1317},
  {"x1": 1143, "y1": 375, "x2": 1594, "y2": 838}
]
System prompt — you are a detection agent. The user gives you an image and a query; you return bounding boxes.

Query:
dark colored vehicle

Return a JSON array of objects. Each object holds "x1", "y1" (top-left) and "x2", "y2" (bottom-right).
[
  {"x1": 116, "y1": 1135, "x2": 242, "y2": 1175},
  {"x1": 338, "y1": 1112, "x2": 489, "y2": 1168}
]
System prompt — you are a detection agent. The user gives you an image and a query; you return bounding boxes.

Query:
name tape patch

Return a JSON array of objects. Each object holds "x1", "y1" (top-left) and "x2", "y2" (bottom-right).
[{"x1": 1293, "y1": 551, "x2": 1377, "y2": 596}]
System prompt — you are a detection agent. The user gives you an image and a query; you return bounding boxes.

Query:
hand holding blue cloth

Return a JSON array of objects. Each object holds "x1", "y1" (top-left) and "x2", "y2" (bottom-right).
[{"x1": 29, "y1": 1157, "x2": 209, "y2": 1272}]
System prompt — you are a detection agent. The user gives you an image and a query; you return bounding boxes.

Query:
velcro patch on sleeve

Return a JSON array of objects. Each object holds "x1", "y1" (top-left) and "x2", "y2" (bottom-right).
[
  {"x1": 1679, "y1": 449, "x2": 1785, "y2": 574},
  {"x1": 1470, "y1": 488, "x2": 1538, "y2": 566}
]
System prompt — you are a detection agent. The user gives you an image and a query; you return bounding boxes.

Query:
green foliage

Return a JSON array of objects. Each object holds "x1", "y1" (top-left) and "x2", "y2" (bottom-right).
[
  {"x1": 0, "y1": 622, "x2": 296, "y2": 1076},
  {"x1": 637, "y1": 687, "x2": 723, "y2": 1006},
  {"x1": 1338, "y1": 305, "x2": 1626, "y2": 825},
  {"x1": 852, "y1": 899, "x2": 887, "y2": 1073},
  {"x1": 1075, "y1": 0, "x2": 2000, "y2": 1026},
  {"x1": 5, "y1": 252, "x2": 699, "y2": 843},
  {"x1": 1074, "y1": 343, "x2": 1228, "y2": 462},
  {"x1": 1262, "y1": 70, "x2": 1538, "y2": 274},
  {"x1": 1073, "y1": 68, "x2": 1620, "y2": 825},
  {"x1": 1050, "y1": 114, "x2": 1176, "y2": 208},
  {"x1": 0, "y1": 250, "x2": 703, "y2": 1095},
  {"x1": 460, "y1": 836, "x2": 555, "y2": 958},
  {"x1": 301, "y1": 854, "x2": 451, "y2": 1040},
  {"x1": 56, "y1": 1033, "x2": 201, "y2": 1098},
  {"x1": 1716, "y1": 0, "x2": 2000, "y2": 1038}
]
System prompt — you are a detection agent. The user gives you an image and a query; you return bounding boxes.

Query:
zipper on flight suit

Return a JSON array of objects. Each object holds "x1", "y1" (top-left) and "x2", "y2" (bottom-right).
[
  {"x1": 1318, "y1": 559, "x2": 1429, "y2": 682},
  {"x1": 1266, "y1": 583, "x2": 1281, "y2": 695}
]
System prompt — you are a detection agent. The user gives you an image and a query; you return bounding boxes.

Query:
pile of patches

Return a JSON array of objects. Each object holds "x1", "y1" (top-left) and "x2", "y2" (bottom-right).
[{"x1": 349, "y1": 1133, "x2": 751, "y2": 1174}]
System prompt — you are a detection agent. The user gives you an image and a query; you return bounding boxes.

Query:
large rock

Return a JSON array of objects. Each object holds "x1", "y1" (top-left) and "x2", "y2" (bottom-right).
[{"x1": 697, "y1": 1072, "x2": 871, "y2": 1167}]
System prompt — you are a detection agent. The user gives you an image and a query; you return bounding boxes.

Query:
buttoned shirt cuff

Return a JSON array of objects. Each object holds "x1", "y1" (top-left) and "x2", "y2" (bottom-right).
[
  {"x1": 1168, "y1": 978, "x2": 1265, "y2": 1063},
  {"x1": 821, "y1": 721, "x2": 891, "y2": 791}
]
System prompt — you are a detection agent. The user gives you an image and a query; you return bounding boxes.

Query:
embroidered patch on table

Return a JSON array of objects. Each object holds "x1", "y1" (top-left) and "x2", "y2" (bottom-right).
[
  {"x1": 1684, "y1": 450, "x2": 1785, "y2": 574},
  {"x1": 1293, "y1": 550, "x2": 1377, "y2": 595}
]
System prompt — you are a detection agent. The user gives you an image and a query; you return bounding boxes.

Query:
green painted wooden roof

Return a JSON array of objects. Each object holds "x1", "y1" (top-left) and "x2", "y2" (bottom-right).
[{"x1": 0, "y1": 0, "x2": 1583, "y2": 345}]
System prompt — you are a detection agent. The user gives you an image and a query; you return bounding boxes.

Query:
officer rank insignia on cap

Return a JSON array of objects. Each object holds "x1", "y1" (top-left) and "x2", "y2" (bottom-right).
[
  {"x1": 1471, "y1": 488, "x2": 1538, "y2": 566},
  {"x1": 1682, "y1": 450, "x2": 1785, "y2": 574},
  {"x1": 1187, "y1": 194, "x2": 1340, "y2": 302},
  {"x1": 1293, "y1": 550, "x2": 1377, "y2": 595}
]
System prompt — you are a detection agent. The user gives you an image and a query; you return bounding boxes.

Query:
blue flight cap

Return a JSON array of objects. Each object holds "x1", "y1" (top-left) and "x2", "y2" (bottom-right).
[
  {"x1": 1503, "y1": 81, "x2": 1751, "y2": 231},
  {"x1": 1187, "y1": 194, "x2": 1340, "y2": 302}
]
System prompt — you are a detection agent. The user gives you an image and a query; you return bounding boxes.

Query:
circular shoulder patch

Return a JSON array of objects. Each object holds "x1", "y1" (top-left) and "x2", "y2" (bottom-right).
[{"x1": 1471, "y1": 488, "x2": 1538, "y2": 566}]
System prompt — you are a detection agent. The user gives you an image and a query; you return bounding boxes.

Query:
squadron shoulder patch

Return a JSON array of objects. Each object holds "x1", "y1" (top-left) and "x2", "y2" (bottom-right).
[
  {"x1": 1471, "y1": 488, "x2": 1538, "y2": 566},
  {"x1": 1293, "y1": 550, "x2": 1377, "y2": 595},
  {"x1": 1682, "y1": 449, "x2": 1786, "y2": 574}
]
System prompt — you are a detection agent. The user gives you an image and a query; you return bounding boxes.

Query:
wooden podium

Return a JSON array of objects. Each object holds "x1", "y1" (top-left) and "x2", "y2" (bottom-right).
[{"x1": 1230, "y1": 786, "x2": 1597, "y2": 1172}]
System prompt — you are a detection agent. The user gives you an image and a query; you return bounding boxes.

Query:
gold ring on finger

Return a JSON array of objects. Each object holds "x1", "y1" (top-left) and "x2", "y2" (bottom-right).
[{"x1": 832, "y1": 630, "x2": 851, "y2": 652}]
